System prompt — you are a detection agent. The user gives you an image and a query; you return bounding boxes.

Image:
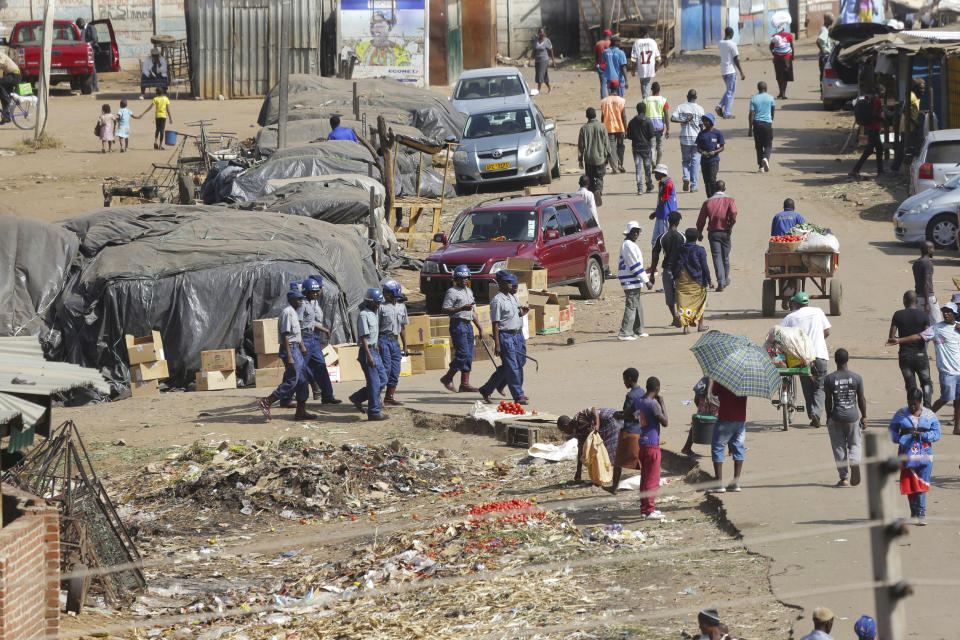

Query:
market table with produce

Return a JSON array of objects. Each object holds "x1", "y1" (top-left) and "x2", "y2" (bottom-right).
[{"x1": 762, "y1": 222, "x2": 842, "y2": 317}]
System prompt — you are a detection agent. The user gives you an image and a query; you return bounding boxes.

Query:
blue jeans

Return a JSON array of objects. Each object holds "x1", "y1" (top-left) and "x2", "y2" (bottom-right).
[
  {"x1": 349, "y1": 348, "x2": 386, "y2": 416},
  {"x1": 680, "y1": 144, "x2": 701, "y2": 190},
  {"x1": 708, "y1": 230, "x2": 731, "y2": 288},
  {"x1": 909, "y1": 490, "x2": 927, "y2": 518},
  {"x1": 282, "y1": 334, "x2": 334, "y2": 403},
  {"x1": 480, "y1": 331, "x2": 526, "y2": 400},
  {"x1": 273, "y1": 344, "x2": 309, "y2": 402},
  {"x1": 378, "y1": 335, "x2": 403, "y2": 387},
  {"x1": 718, "y1": 73, "x2": 737, "y2": 117},
  {"x1": 450, "y1": 319, "x2": 475, "y2": 372},
  {"x1": 711, "y1": 420, "x2": 746, "y2": 462}
]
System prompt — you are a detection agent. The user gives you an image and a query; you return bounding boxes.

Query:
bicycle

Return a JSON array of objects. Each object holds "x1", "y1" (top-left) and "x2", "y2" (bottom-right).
[
  {"x1": 772, "y1": 365, "x2": 808, "y2": 431},
  {"x1": 0, "y1": 83, "x2": 38, "y2": 130}
]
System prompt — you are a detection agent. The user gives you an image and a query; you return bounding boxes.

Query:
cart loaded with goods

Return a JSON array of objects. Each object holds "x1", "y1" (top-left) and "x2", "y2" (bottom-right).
[
  {"x1": 762, "y1": 223, "x2": 842, "y2": 317},
  {"x1": 764, "y1": 325, "x2": 815, "y2": 430}
]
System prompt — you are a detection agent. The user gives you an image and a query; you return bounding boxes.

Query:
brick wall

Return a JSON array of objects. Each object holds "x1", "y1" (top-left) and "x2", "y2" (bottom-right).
[{"x1": 0, "y1": 484, "x2": 59, "y2": 640}]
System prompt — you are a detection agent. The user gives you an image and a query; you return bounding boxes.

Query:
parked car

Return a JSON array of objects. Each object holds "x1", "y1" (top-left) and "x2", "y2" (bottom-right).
[
  {"x1": 449, "y1": 67, "x2": 538, "y2": 116},
  {"x1": 893, "y1": 173, "x2": 960, "y2": 250},
  {"x1": 821, "y1": 22, "x2": 891, "y2": 110},
  {"x1": 419, "y1": 193, "x2": 610, "y2": 312},
  {"x1": 452, "y1": 103, "x2": 560, "y2": 195},
  {"x1": 909, "y1": 128, "x2": 960, "y2": 195},
  {"x1": 2, "y1": 19, "x2": 119, "y2": 94}
]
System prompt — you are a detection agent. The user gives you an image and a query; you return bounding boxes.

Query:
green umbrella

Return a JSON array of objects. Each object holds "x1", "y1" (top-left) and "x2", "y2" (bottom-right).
[{"x1": 690, "y1": 330, "x2": 781, "y2": 399}]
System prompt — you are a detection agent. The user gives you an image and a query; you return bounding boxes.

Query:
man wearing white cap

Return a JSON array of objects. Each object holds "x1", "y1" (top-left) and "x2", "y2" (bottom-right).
[
  {"x1": 618, "y1": 221, "x2": 653, "y2": 340},
  {"x1": 649, "y1": 163, "x2": 678, "y2": 244}
]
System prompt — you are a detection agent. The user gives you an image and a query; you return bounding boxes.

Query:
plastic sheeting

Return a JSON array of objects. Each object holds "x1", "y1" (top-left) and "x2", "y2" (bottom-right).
[
  {"x1": 0, "y1": 217, "x2": 78, "y2": 338},
  {"x1": 255, "y1": 118, "x2": 430, "y2": 158},
  {"x1": 256, "y1": 75, "x2": 466, "y2": 142},
  {"x1": 51, "y1": 205, "x2": 380, "y2": 389}
]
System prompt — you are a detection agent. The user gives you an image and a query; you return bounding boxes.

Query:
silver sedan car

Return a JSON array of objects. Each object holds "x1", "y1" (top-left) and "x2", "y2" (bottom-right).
[
  {"x1": 452, "y1": 103, "x2": 560, "y2": 194},
  {"x1": 449, "y1": 67, "x2": 538, "y2": 116}
]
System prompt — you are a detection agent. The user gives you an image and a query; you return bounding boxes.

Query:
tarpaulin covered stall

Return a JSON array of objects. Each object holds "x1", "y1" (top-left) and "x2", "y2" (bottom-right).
[
  {"x1": 50, "y1": 205, "x2": 380, "y2": 389},
  {"x1": 254, "y1": 118, "x2": 431, "y2": 158}
]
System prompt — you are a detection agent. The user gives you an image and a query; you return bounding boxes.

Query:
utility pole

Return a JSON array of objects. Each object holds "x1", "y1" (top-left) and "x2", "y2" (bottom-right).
[
  {"x1": 35, "y1": 0, "x2": 55, "y2": 138},
  {"x1": 277, "y1": 0, "x2": 291, "y2": 150},
  {"x1": 864, "y1": 431, "x2": 911, "y2": 640}
]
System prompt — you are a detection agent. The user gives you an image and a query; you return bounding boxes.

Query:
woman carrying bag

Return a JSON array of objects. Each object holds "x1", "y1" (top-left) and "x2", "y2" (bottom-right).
[{"x1": 888, "y1": 388, "x2": 941, "y2": 526}]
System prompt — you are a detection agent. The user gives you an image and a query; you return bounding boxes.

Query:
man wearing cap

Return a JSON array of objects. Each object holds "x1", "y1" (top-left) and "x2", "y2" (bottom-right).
[
  {"x1": 258, "y1": 288, "x2": 315, "y2": 421},
  {"x1": 600, "y1": 37, "x2": 628, "y2": 98},
  {"x1": 601, "y1": 80, "x2": 627, "y2": 173},
  {"x1": 695, "y1": 113, "x2": 725, "y2": 197},
  {"x1": 578, "y1": 108, "x2": 612, "y2": 206},
  {"x1": 594, "y1": 30, "x2": 612, "y2": 93},
  {"x1": 695, "y1": 179, "x2": 737, "y2": 292},
  {"x1": 670, "y1": 89, "x2": 705, "y2": 192},
  {"x1": 780, "y1": 292, "x2": 831, "y2": 427},
  {"x1": 853, "y1": 615, "x2": 876, "y2": 640},
  {"x1": 439, "y1": 266, "x2": 485, "y2": 393},
  {"x1": 617, "y1": 221, "x2": 653, "y2": 341},
  {"x1": 799, "y1": 607, "x2": 835, "y2": 640},
  {"x1": 479, "y1": 271, "x2": 530, "y2": 404},
  {"x1": 140, "y1": 48, "x2": 169, "y2": 99},
  {"x1": 888, "y1": 300, "x2": 960, "y2": 434},
  {"x1": 349, "y1": 288, "x2": 389, "y2": 421},
  {"x1": 278, "y1": 277, "x2": 340, "y2": 408},
  {"x1": 649, "y1": 164, "x2": 678, "y2": 244},
  {"x1": 630, "y1": 26, "x2": 661, "y2": 98}
]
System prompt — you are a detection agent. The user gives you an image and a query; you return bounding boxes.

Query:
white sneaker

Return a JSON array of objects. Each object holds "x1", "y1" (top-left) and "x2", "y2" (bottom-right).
[
  {"x1": 706, "y1": 486, "x2": 726, "y2": 494},
  {"x1": 761, "y1": 158, "x2": 770, "y2": 172},
  {"x1": 645, "y1": 510, "x2": 665, "y2": 520},
  {"x1": 618, "y1": 335, "x2": 638, "y2": 341},
  {"x1": 638, "y1": 333, "x2": 650, "y2": 338},
  {"x1": 915, "y1": 516, "x2": 927, "y2": 526}
]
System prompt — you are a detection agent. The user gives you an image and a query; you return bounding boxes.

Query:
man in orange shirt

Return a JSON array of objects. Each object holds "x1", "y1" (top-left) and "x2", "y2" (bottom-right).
[{"x1": 601, "y1": 79, "x2": 627, "y2": 173}]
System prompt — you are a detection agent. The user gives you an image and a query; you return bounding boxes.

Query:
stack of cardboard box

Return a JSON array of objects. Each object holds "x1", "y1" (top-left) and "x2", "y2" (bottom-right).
[
  {"x1": 196, "y1": 349, "x2": 237, "y2": 391},
  {"x1": 253, "y1": 319, "x2": 285, "y2": 388},
  {"x1": 505, "y1": 258, "x2": 548, "y2": 291},
  {"x1": 126, "y1": 331, "x2": 168, "y2": 397},
  {"x1": 528, "y1": 290, "x2": 575, "y2": 335},
  {"x1": 404, "y1": 314, "x2": 429, "y2": 374}
]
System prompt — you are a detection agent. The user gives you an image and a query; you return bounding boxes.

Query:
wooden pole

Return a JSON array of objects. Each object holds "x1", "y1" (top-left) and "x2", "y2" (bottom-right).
[
  {"x1": 35, "y1": 0, "x2": 55, "y2": 138},
  {"x1": 864, "y1": 431, "x2": 910, "y2": 640},
  {"x1": 277, "y1": 0, "x2": 290, "y2": 150},
  {"x1": 377, "y1": 115, "x2": 396, "y2": 217},
  {"x1": 353, "y1": 81, "x2": 360, "y2": 121},
  {"x1": 369, "y1": 185, "x2": 379, "y2": 267}
]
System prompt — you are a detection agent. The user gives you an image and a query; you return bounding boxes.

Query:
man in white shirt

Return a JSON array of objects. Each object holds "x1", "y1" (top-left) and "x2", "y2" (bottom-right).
[
  {"x1": 715, "y1": 27, "x2": 745, "y2": 120},
  {"x1": 630, "y1": 27, "x2": 661, "y2": 99},
  {"x1": 670, "y1": 90, "x2": 705, "y2": 192},
  {"x1": 780, "y1": 292, "x2": 831, "y2": 427},
  {"x1": 618, "y1": 221, "x2": 653, "y2": 340},
  {"x1": 817, "y1": 14, "x2": 834, "y2": 79},
  {"x1": 576, "y1": 175, "x2": 599, "y2": 223}
]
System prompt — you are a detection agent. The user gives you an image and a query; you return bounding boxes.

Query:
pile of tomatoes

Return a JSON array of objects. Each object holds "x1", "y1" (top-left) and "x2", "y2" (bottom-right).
[
  {"x1": 467, "y1": 499, "x2": 532, "y2": 516},
  {"x1": 770, "y1": 234, "x2": 802, "y2": 243},
  {"x1": 498, "y1": 401, "x2": 525, "y2": 415}
]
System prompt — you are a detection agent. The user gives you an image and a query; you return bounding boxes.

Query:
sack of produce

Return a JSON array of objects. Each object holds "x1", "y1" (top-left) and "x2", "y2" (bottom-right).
[
  {"x1": 802, "y1": 253, "x2": 834, "y2": 274},
  {"x1": 765, "y1": 325, "x2": 816, "y2": 364},
  {"x1": 582, "y1": 431, "x2": 613, "y2": 486},
  {"x1": 798, "y1": 231, "x2": 839, "y2": 253}
]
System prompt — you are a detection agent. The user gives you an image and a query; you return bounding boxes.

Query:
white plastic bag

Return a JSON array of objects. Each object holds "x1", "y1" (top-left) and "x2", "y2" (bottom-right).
[
  {"x1": 773, "y1": 325, "x2": 816, "y2": 362},
  {"x1": 527, "y1": 438, "x2": 579, "y2": 461},
  {"x1": 798, "y1": 231, "x2": 839, "y2": 253}
]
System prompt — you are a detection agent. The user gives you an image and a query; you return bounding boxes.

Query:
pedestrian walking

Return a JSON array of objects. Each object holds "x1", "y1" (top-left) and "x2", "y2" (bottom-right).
[
  {"x1": 817, "y1": 14, "x2": 834, "y2": 78},
  {"x1": 748, "y1": 81, "x2": 775, "y2": 172},
  {"x1": 630, "y1": 27, "x2": 661, "y2": 98},
  {"x1": 888, "y1": 301, "x2": 960, "y2": 434},
  {"x1": 578, "y1": 107, "x2": 611, "y2": 206},
  {"x1": 378, "y1": 278, "x2": 409, "y2": 406},
  {"x1": 617, "y1": 221, "x2": 653, "y2": 340},
  {"x1": 891, "y1": 78, "x2": 926, "y2": 171},
  {"x1": 533, "y1": 28, "x2": 557, "y2": 95},
  {"x1": 97, "y1": 103, "x2": 115, "y2": 153},
  {"x1": 707, "y1": 380, "x2": 746, "y2": 492},
  {"x1": 649, "y1": 211, "x2": 684, "y2": 327},
  {"x1": 823, "y1": 348, "x2": 866, "y2": 487},
  {"x1": 695, "y1": 114, "x2": 725, "y2": 197},
  {"x1": 348, "y1": 288, "x2": 389, "y2": 421},
  {"x1": 889, "y1": 290, "x2": 933, "y2": 407},
  {"x1": 600, "y1": 37, "x2": 628, "y2": 98},
  {"x1": 593, "y1": 29, "x2": 612, "y2": 93},
  {"x1": 780, "y1": 292, "x2": 831, "y2": 427},
  {"x1": 479, "y1": 270, "x2": 529, "y2": 404},
  {"x1": 673, "y1": 228, "x2": 712, "y2": 334},
  {"x1": 695, "y1": 180, "x2": 737, "y2": 291},
  {"x1": 644, "y1": 82, "x2": 670, "y2": 165},
  {"x1": 853, "y1": 615, "x2": 876, "y2": 640},
  {"x1": 76, "y1": 17, "x2": 100, "y2": 93},
  {"x1": 626, "y1": 102, "x2": 655, "y2": 194},
  {"x1": 257, "y1": 288, "x2": 315, "y2": 421},
  {"x1": 278, "y1": 277, "x2": 340, "y2": 407},
  {"x1": 770, "y1": 198, "x2": 805, "y2": 236},
  {"x1": 649, "y1": 164, "x2": 678, "y2": 243},
  {"x1": 671, "y1": 89, "x2": 705, "y2": 192},
  {"x1": 140, "y1": 87, "x2": 172, "y2": 150},
  {"x1": 913, "y1": 240, "x2": 941, "y2": 324},
  {"x1": 600, "y1": 80, "x2": 627, "y2": 173},
  {"x1": 576, "y1": 175, "x2": 599, "y2": 221},
  {"x1": 769, "y1": 24, "x2": 794, "y2": 99},
  {"x1": 715, "y1": 27, "x2": 746, "y2": 119},
  {"x1": 115, "y1": 99, "x2": 139, "y2": 153},
  {"x1": 610, "y1": 375, "x2": 667, "y2": 520},
  {"x1": 439, "y1": 265, "x2": 485, "y2": 393},
  {"x1": 850, "y1": 85, "x2": 886, "y2": 179},
  {"x1": 799, "y1": 607, "x2": 836, "y2": 640},
  {"x1": 888, "y1": 388, "x2": 941, "y2": 525},
  {"x1": 557, "y1": 406, "x2": 622, "y2": 483}
]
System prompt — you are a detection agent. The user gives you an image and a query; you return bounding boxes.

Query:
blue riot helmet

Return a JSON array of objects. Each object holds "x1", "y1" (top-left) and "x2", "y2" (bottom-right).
[
  {"x1": 365, "y1": 287, "x2": 384, "y2": 303},
  {"x1": 309, "y1": 274, "x2": 325, "y2": 288},
  {"x1": 381, "y1": 278, "x2": 402, "y2": 298},
  {"x1": 495, "y1": 269, "x2": 513, "y2": 283},
  {"x1": 302, "y1": 277, "x2": 322, "y2": 293},
  {"x1": 453, "y1": 265, "x2": 471, "y2": 281}
]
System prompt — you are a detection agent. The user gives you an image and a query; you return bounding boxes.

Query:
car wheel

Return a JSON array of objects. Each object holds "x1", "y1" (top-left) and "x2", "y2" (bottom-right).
[
  {"x1": 79, "y1": 74, "x2": 94, "y2": 95},
  {"x1": 578, "y1": 258, "x2": 604, "y2": 299},
  {"x1": 454, "y1": 181, "x2": 467, "y2": 196},
  {"x1": 821, "y1": 99, "x2": 839, "y2": 111},
  {"x1": 538, "y1": 163, "x2": 553, "y2": 186},
  {"x1": 926, "y1": 213, "x2": 958, "y2": 250},
  {"x1": 551, "y1": 152, "x2": 561, "y2": 179}
]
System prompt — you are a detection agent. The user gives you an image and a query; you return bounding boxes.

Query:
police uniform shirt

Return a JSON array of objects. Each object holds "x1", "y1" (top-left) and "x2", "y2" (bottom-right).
[
  {"x1": 278, "y1": 305, "x2": 302, "y2": 344},
  {"x1": 378, "y1": 302, "x2": 409, "y2": 336},
  {"x1": 358, "y1": 308, "x2": 380, "y2": 346},
  {"x1": 490, "y1": 292, "x2": 522, "y2": 331},
  {"x1": 297, "y1": 299, "x2": 321, "y2": 333},
  {"x1": 443, "y1": 286, "x2": 476, "y2": 321}
]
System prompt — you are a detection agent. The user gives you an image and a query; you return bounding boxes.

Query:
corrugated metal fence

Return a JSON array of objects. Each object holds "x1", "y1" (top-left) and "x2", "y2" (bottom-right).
[{"x1": 185, "y1": 0, "x2": 321, "y2": 99}]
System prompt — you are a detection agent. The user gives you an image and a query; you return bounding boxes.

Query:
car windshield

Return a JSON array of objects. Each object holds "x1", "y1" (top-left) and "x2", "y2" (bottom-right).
[
  {"x1": 463, "y1": 108, "x2": 535, "y2": 139},
  {"x1": 450, "y1": 209, "x2": 538, "y2": 243},
  {"x1": 454, "y1": 75, "x2": 525, "y2": 100}
]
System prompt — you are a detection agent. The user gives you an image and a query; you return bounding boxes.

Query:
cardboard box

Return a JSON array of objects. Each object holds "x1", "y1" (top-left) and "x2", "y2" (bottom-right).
[
  {"x1": 201, "y1": 349, "x2": 236, "y2": 372},
  {"x1": 400, "y1": 356, "x2": 412, "y2": 377},
  {"x1": 255, "y1": 367, "x2": 285, "y2": 388},
  {"x1": 488, "y1": 282, "x2": 528, "y2": 305},
  {"x1": 130, "y1": 378, "x2": 159, "y2": 397},
  {"x1": 125, "y1": 331, "x2": 164, "y2": 365},
  {"x1": 334, "y1": 343, "x2": 365, "y2": 382},
  {"x1": 322, "y1": 344, "x2": 339, "y2": 365},
  {"x1": 429, "y1": 314, "x2": 451, "y2": 339},
  {"x1": 522, "y1": 313, "x2": 530, "y2": 339},
  {"x1": 506, "y1": 258, "x2": 548, "y2": 291},
  {"x1": 196, "y1": 369, "x2": 237, "y2": 391},
  {"x1": 408, "y1": 353, "x2": 426, "y2": 374},
  {"x1": 253, "y1": 318, "x2": 280, "y2": 354},
  {"x1": 559, "y1": 303, "x2": 574, "y2": 332},
  {"x1": 531, "y1": 304, "x2": 560, "y2": 333},
  {"x1": 406, "y1": 313, "x2": 430, "y2": 346},
  {"x1": 474, "y1": 304, "x2": 492, "y2": 334},
  {"x1": 528, "y1": 290, "x2": 570, "y2": 309},
  {"x1": 423, "y1": 343, "x2": 451, "y2": 370},
  {"x1": 258, "y1": 352, "x2": 284, "y2": 369},
  {"x1": 130, "y1": 360, "x2": 169, "y2": 382}
]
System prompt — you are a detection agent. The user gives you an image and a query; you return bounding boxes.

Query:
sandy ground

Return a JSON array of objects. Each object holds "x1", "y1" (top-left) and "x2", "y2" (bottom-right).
[{"x1": 6, "y1": 42, "x2": 958, "y2": 638}]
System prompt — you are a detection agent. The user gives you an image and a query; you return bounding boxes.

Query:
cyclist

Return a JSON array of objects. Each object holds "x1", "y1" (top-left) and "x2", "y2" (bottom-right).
[{"x1": 0, "y1": 50, "x2": 23, "y2": 124}]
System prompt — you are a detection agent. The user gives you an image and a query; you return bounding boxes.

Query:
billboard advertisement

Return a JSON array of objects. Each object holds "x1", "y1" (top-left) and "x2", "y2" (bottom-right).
[{"x1": 340, "y1": 0, "x2": 427, "y2": 86}]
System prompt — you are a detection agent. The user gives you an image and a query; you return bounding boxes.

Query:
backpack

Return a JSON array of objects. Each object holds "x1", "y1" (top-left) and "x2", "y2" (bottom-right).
[{"x1": 854, "y1": 95, "x2": 875, "y2": 126}]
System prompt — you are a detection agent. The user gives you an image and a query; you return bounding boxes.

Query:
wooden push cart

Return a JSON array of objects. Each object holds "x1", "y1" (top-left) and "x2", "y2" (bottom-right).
[{"x1": 762, "y1": 250, "x2": 842, "y2": 317}]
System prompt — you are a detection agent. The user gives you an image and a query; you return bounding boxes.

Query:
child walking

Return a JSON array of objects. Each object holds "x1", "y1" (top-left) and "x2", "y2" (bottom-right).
[
  {"x1": 115, "y1": 99, "x2": 139, "y2": 152},
  {"x1": 97, "y1": 103, "x2": 115, "y2": 153},
  {"x1": 140, "y1": 87, "x2": 172, "y2": 150}
]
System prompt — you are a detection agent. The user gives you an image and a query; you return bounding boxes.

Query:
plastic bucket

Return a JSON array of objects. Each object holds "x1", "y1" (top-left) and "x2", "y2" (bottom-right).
[
  {"x1": 692, "y1": 414, "x2": 716, "y2": 445},
  {"x1": 164, "y1": 129, "x2": 178, "y2": 146}
]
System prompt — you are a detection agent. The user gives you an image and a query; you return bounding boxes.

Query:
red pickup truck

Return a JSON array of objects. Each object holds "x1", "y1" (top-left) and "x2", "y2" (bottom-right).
[{"x1": 3, "y1": 19, "x2": 119, "y2": 94}]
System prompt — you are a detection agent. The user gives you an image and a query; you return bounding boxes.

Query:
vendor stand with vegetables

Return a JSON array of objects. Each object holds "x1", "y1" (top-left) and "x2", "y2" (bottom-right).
[{"x1": 762, "y1": 218, "x2": 842, "y2": 318}]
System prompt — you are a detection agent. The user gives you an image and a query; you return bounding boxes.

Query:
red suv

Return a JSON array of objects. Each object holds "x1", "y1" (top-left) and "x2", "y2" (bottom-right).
[{"x1": 420, "y1": 193, "x2": 609, "y2": 312}]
